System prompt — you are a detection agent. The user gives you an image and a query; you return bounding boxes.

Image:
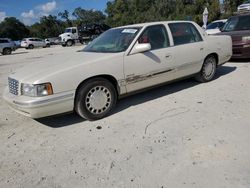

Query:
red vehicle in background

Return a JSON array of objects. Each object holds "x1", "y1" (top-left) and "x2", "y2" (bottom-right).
[{"x1": 218, "y1": 13, "x2": 250, "y2": 59}]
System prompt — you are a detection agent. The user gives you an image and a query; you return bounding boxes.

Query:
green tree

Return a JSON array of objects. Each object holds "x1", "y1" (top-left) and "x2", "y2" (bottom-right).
[
  {"x1": 29, "y1": 15, "x2": 64, "y2": 38},
  {"x1": 58, "y1": 10, "x2": 72, "y2": 27},
  {"x1": 73, "y1": 8, "x2": 106, "y2": 25},
  {"x1": 0, "y1": 17, "x2": 29, "y2": 40},
  {"x1": 223, "y1": 0, "x2": 245, "y2": 15},
  {"x1": 105, "y1": 0, "x2": 222, "y2": 27}
]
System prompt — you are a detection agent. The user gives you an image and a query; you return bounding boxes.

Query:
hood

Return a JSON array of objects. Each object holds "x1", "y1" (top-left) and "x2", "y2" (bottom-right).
[
  {"x1": 218, "y1": 30, "x2": 250, "y2": 36},
  {"x1": 59, "y1": 33, "x2": 72, "y2": 37},
  {"x1": 9, "y1": 51, "x2": 123, "y2": 84},
  {"x1": 206, "y1": 29, "x2": 221, "y2": 35},
  {"x1": 217, "y1": 30, "x2": 250, "y2": 43}
]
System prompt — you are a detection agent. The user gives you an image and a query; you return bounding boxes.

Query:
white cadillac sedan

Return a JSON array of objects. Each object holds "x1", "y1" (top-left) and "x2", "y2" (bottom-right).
[{"x1": 3, "y1": 21, "x2": 232, "y2": 120}]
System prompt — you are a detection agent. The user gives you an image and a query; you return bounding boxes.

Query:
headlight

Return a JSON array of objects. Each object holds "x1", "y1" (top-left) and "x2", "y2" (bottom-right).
[
  {"x1": 242, "y1": 36, "x2": 250, "y2": 42},
  {"x1": 21, "y1": 83, "x2": 53, "y2": 97}
]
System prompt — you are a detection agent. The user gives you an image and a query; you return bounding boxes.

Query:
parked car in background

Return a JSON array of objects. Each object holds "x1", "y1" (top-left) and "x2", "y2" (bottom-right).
[
  {"x1": 0, "y1": 38, "x2": 16, "y2": 55},
  {"x1": 21, "y1": 38, "x2": 50, "y2": 49},
  {"x1": 206, "y1": 19, "x2": 227, "y2": 35},
  {"x1": 45, "y1": 37, "x2": 61, "y2": 45},
  {"x1": 218, "y1": 13, "x2": 250, "y2": 59},
  {"x1": 14, "y1": 40, "x2": 21, "y2": 48},
  {"x1": 238, "y1": 1, "x2": 250, "y2": 12},
  {"x1": 3, "y1": 21, "x2": 232, "y2": 120}
]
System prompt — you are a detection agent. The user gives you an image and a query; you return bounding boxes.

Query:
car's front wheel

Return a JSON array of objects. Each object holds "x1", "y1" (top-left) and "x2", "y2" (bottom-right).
[
  {"x1": 66, "y1": 40, "x2": 73, "y2": 47},
  {"x1": 195, "y1": 55, "x2": 217, "y2": 83},
  {"x1": 75, "y1": 78, "x2": 117, "y2": 120}
]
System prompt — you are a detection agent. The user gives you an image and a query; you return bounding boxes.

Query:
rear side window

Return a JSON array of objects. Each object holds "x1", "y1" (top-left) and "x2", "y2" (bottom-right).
[
  {"x1": 138, "y1": 25, "x2": 170, "y2": 50},
  {"x1": 0, "y1": 39, "x2": 9, "y2": 43},
  {"x1": 169, "y1": 23, "x2": 203, "y2": 45}
]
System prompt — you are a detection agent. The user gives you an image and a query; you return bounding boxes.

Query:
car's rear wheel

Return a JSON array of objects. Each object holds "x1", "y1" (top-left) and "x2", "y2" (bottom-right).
[
  {"x1": 75, "y1": 78, "x2": 117, "y2": 120},
  {"x1": 195, "y1": 55, "x2": 217, "y2": 83},
  {"x1": 28, "y1": 44, "x2": 34, "y2": 49},
  {"x1": 2, "y1": 48, "x2": 12, "y2": 55}
]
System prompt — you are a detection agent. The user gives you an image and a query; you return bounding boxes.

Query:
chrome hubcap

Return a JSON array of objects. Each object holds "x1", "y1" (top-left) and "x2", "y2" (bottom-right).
[
  {"x1": 203, "y1": 58, "x2": 215, "y2": 79},
  {"x1": 85, "y1": 86, "x2": 111, "y2": 114}
]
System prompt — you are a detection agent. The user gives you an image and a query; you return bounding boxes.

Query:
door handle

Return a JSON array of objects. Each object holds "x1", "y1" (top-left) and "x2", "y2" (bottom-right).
[{"x1": 200, "y1": 47, "x2": 204, "y2": 51}]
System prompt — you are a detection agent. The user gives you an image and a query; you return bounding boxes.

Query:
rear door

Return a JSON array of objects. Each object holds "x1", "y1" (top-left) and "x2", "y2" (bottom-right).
[
  {"x1": 36, "y1": 38, "x2": 44, "y2": 47},
  {"x1": 168, "y1": 22, "x2": 205, "y2": 79}
]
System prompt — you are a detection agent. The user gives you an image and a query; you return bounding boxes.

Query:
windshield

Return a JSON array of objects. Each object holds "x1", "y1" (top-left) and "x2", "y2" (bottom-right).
[
  {"x1": 222, "y1": 16, "x2": 250, "y2": 32},
  {"x1": 65, "y1": 28, "x2": 72, "y2": 33},
  {"x1": 207, "y1": 22, "x2": 225, "y2": 30},
  {"x1": 83, "y1": 27, "x2": 141, "y2": 53}
]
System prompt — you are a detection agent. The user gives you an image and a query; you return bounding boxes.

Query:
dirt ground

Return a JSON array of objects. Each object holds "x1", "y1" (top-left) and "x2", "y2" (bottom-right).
[{"x1": 0, "y1": 46, "x2": 250, "y2": 188}]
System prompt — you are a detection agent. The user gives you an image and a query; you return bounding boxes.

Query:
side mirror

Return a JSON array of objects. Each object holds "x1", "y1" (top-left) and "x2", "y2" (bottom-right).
[{"x1": 130, "y1": 42, "x2": 151, "y2": 55}]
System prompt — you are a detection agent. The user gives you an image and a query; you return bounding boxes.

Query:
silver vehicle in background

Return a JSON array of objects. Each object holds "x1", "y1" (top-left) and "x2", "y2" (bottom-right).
[
  {"x1": 238, "y1": 1, "x2": 250, "y2": 12},
  {"x1": 206, "y1": 19, "x2": 227, "y2": 35},
  {"x1": 21, "y1": 38, "x2": 50, "y2": 49},
  {"x1": 0, "y1": 38, "x2": 16, "y2": 55}
]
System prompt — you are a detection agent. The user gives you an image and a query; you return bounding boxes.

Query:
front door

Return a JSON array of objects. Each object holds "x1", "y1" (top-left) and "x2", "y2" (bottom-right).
[{"x1": 124, "y1": 24, "x2": 175, "y2": 92}]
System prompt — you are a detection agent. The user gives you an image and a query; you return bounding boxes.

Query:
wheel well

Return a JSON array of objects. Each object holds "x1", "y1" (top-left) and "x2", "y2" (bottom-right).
[
  {"x1": 2, "y1": 48, "x2": 11, "y2": 54},
  {"x1": 75, "y1": 75, "x2": 119, "y2": 99},
  {"x1": 206, "y1": 53, "x2": 219, "y2": 66},
  {"x1": 67, "y1": 39, "x2": 74, "y2": 43},
  {"x1": 3, "y1": 47, "x2": 11, "y2": 51}
]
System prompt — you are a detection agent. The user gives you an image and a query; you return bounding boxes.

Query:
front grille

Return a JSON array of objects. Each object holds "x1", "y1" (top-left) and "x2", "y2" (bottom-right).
[{"x1": 8, "y1": 77, "x2": 19, "y2": 95}]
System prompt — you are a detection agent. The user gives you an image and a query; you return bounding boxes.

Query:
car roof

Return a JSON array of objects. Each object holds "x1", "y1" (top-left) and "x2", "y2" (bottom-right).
[
  {"x1": 231, "y1": 13, "x2": 250, "y2": 18},
  {"x1": 115, "y1": 20, "x2": 196, "y2": 29}
]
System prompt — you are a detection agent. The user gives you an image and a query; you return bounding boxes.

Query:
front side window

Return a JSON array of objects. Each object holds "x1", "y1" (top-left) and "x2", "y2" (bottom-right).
[
  {"x1": 84, "y1": 27, "x2": 141, "y2": 53},
  {"x1": 207, "y1": 22, "x2": 219, "y2": 30},
  {"x1": 0, "y1": 39, "x2": 8, "y2": 43},
  {"x1": 72, "y1": 29, "x2": 77, "y2": 34},
  {"x1": 138, "y1": 25, "x2": 169, "y2": 50},
  {"x1": 169, "y1": 23, "x2": 203, "y2": 45},
  {"x1": 223, "y1": 17, "x2": 239, "y2": 32}
]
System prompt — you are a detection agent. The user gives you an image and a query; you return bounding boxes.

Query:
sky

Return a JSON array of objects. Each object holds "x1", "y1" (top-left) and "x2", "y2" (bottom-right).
[{"x1": 0, "y1": 0, "x2": 109, "y2": 25}]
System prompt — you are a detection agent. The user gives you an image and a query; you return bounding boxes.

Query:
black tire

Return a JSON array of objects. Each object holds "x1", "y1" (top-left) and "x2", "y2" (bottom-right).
[
  {"x1": 195, "y1": 55, "x2": 217, "y2": 83},
  {"x1": 75, "y1": 78, "x2": 117, "y2": 120},
  {"x1": 28, "y1": 44, "x2": 34, "y2": 49},
  {"x1": 2, "y1": 48, "x2": 12, "y2": 55},
  {"x1": 66, "y1": 40, "x2": 73, "y2": 47}
]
